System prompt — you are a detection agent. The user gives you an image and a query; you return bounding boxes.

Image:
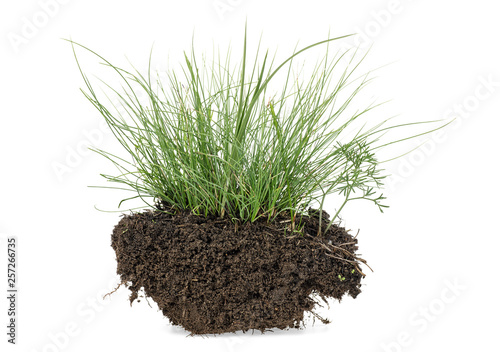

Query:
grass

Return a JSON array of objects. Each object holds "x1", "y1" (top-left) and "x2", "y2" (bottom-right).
[{"x1": 69, "y1": 29, "x2": 443, "y2": 230}]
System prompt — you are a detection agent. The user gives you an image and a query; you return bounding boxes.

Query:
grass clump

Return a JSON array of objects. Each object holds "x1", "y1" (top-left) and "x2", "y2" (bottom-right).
[{"x1": 70, "y1": 30, "x2": 439, "y2": 227}]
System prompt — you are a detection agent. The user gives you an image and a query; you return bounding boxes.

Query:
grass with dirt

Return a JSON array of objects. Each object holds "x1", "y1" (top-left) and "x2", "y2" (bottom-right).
[{"x1": 70, "y1": 27, "x2": 444, "y2": 334}]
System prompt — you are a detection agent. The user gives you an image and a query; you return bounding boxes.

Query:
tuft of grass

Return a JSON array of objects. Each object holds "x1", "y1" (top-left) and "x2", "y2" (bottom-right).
[{"x1": 68, "y1": 30, "x2": 444, "y2": 228}]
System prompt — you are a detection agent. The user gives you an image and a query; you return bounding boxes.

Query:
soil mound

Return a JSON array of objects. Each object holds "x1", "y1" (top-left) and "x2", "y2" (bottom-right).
[{"x1": 111, "y1": 208, "x2": 364, "y2": 334}]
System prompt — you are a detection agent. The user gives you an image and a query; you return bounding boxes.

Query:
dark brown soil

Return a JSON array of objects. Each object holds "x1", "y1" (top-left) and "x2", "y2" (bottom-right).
[{"x1": 111, "y1": 207, "x2": 365, "y2": 334}]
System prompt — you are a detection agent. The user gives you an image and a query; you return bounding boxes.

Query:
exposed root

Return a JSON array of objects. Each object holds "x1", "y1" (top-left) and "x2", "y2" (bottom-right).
[{"x1": 103, "y1": 281, "x2": 125, "y2": 300}]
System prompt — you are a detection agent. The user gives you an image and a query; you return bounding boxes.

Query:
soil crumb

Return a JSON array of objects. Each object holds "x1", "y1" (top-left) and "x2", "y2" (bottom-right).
[{"x1": 111, "y1": 207, "x2": 364, "y2": 334}]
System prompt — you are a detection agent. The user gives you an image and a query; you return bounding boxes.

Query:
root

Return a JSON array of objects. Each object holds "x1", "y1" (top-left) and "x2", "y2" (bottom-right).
[
  {"x1": 103, "y1": 281, "x2": 125, "y2": 300},
  {"x1": 305, "y1": 233, "x2": 373, "y2": 276},
  {"x1": 310, "y1": 311, "x2": 330, "y2": 325}
]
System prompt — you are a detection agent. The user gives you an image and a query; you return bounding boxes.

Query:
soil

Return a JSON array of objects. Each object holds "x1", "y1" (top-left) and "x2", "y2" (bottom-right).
[{"x1": 111, "y1": 206, "x2": 365, "y2": 334}]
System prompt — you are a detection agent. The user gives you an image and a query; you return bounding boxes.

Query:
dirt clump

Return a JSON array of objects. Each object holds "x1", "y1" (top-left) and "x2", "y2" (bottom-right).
[{"x1": 111, "y1": 207, "x2": 364, "y2": 334}]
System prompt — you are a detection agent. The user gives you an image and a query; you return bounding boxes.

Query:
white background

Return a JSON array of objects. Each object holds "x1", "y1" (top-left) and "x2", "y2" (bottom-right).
[{"x1": 1, "y1": 0, "x2": 500, "y2": 351}]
